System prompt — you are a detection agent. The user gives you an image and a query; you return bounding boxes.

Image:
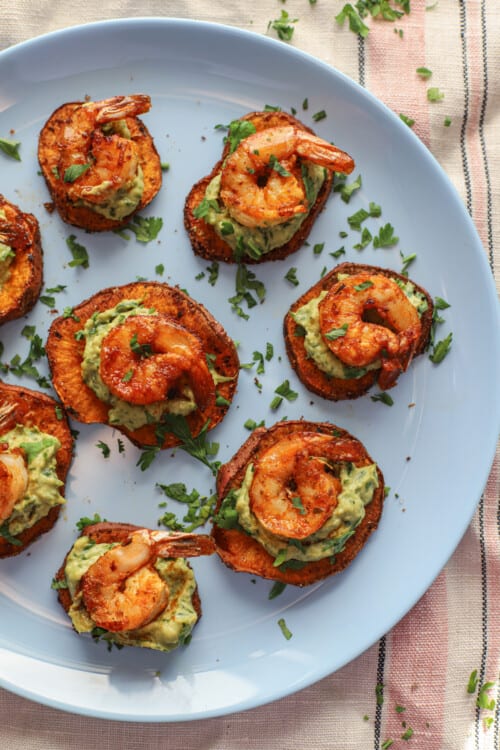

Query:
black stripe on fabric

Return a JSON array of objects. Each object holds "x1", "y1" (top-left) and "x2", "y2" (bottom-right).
[
  {"x1": 459, "y1": 0, "x2": 473, "y2": 216},
  {"x1": 474, "y1": 493, "x2": 489, "y2": 750},
  {"x1": 479, "y1": 0, "x2": 494, "y2": 269},
  {"x1": 358, "y1": 33, "x2": 365, "y2": 89},
  {"x1": 374, "y1": 635, "x2": 386, "y2": 749}
]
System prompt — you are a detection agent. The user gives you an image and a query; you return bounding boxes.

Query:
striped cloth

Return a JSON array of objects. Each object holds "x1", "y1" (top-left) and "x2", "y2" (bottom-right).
[{"x1": 1, "y1": 2, "x2": 499, "y2": 749}]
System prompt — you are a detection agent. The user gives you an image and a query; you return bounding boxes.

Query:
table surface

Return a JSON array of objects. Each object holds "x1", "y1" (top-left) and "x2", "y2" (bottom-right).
[{"x1": 1, "y1": 2, "x2": 499, "y2": 749}]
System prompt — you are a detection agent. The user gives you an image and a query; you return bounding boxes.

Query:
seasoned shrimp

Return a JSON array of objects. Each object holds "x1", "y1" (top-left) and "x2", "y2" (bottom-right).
[
  {"x1": 59, "y1": 94, "x2": 151, "y2": 206},
  {"x1": 0, "y1": 446, "x2": 28, "y2": 522},
  {"x1": 319, "y1": 273, "x2": 422, "y2": 389},
  {"x1": 219, "y1": 125, "x2": 354, "y2": 228},
  {"x1": 249, "y1": 432, "x2": 348, "y2": 539},
  {"x1": 81, "y1": 529, "x2": 215, "y2": 632},
  {"x1": 99, "y1": 313, "x2": 216, "y2": 413}
]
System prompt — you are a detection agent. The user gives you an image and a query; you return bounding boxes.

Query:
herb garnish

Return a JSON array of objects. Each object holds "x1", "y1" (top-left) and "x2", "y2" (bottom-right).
[
  {"x1": 268, "y1": 581, "x2": 287, "y2": 599},
  {"x1": 130, "y1": 333, "x2": 153, "y2": 358},
  {"x1": 156, "y1": 482, "x2": 216, "y2": 531},
  {"x1": 229, "y1": 264, "x2": 266, "y2": 320},
  {"x1": 0, "y1": 325, "x2": 50, "y2": 388},
  {"x1": 324, "y1": 323, "x2": 348, "y2": 340},
  {"x1": 399, "y1": 113, "x2": 415, "y2": 128},
  {"x1": 270, "y1": 379, "x2": 299, "y2": 411},
  {"x1": 0, "y1": 522, "x2": 22, "y2": 546},
  {"x1": 285, "y1": 267, "x2": 299, "y2": 286},
  {"x1": 67, "y1": 235, "x2": 89, "y2": 269},
  {"x1": 277, "y1": 617, "x2": 293, "y2": 640},
  {"x1": 63, "y1": 163, "x2": 91, "y2": 183},
  {"x1": 120, "y1": 215, "x2": 163, "y2": 243},
  {"x1": 0, "y1": 137, "x2": 21, "y2": 161},
  {"x1": 416, "y1": 66, "x2": 432, "y2": 79},
  {"x1": 76, "y1": 513, "x2": 103, "y2": 532},
  {"x1": 427, "y1": 87, "x2": 445, "y2": 102},
  {"x1": 268, "y1": 10, "x2": 298, "y2": 41},
  {"x1": 96, "y1": 440, "x2": 111, "y2": 458},
  {"x1": 155, "y1": 414, "x2": 220, "y2": 476}
]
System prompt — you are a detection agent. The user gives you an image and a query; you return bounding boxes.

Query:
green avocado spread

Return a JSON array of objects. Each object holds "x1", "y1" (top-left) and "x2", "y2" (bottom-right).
[
  {"x1": 0, "y1": 208, "x2": 15, "y2": 287},
  {"x1": 218, "y1": 460, "x2": 379, "y2": 564},
  {"x1": 0, "y1": 425, "x2": 64, "y2": 537},
  {"x1": 292, "y1": 277, "x2": 428, "y2": 380},
  {"x1": 80, "y1": 300, "x2": 199, "y2": 430},
  {"x1": 71, "y1": 119, "x2": 144, "y2": 221},
  {"x1": 64, "y1": 536, "x2": 199, "y2": 652},
  {"x1": 200, "y1": 162, "x2": 326, "y2": 260}
]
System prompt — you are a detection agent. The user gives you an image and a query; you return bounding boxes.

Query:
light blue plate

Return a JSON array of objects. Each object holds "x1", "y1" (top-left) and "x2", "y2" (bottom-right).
[{"x1": 0, "y1": 18, "x2": 498, "y2": 721}]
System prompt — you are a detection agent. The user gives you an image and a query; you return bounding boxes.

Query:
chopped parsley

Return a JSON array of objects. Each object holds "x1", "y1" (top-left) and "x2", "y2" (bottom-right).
[
  {"x1": 155, "y1": 263, "x2": 165, "y2": 276},
  {"x1": 156, "y1": 482, "x2": 216, "y2": 532},
  {"x1": 67, "y1": 235, "x2": 89, "y2": 269},
  {"x1": 0, "y1": 522, "x2": 22, "y2": 546},
  {"x1": 244, "y1": 418, "x2": 265, "y2": 431},
  {"x1": 476, "y1": 682, "x2": 496, "y2": 711},
  {"x1": 324, "y1": 323, "x2": 348, "y2": 340},
  {"x1": 130, "y1": 333, "x2": 153, "y2": 358},
  {"x1": 335, "y1": 173, "x2": 362, "y2": 203},
  {"x1": 120, "y1": 215, "x2": 163, "y2": 243},
  {"x1": 277, "y1": 617, "x2": 293, "y2": 640},
  {"x1": 221, "y1": 119, "x2": 257, "y2": 154},
  {"x1": 268, "y1": 10, "x2": 298, "y2": 41},
  {"x1": 416, "y1": 66, "x2": 432, "y2": 79},
  {"x1": 156, "y1": 414, "x2": 220, "y2": 476},
  {"x1": 269, "y1": 154, "x2": 291, "y2": 177},
  {"x1": 96, "y1": 440, "x2": 111, "y2": 458},
  {"x1": 76, "y1": 513, "x2": 103, "y2": 532},
  {"x1": 373, "y1": 223, "x2": 399, "y2": 248},
  {"x1": 268, "y1": 581, "x2": 287, "y2": 599},
  {"x1": 312, "y1": 110, "x2": 327, "y2": 122},
  {"x1": 50, "y1": 577, "x2": 69, "y2": 590},
  {"x1": 399, "y1": 113, "x2": 415, "y2": 128},
  {"x1": 0, "y1": 325, "x2": 50, "y2": 388},
  {"x1": 467, "y1": 669, "x2": 479, "y2": 693},
  {"x1": 427, "y1": 87, "x2": 445, "y2": 102},
  {"x1": 429, "y1": 331, "x2": 452, "y2": 364},
  {"x1": 285, "y1": 267, "x2": 299, "y2": 286},
  {"x1": 228, "y1": 264, "x2": 266, "y2": 320},
  {"x1": 63, "y1": 163, "x2": 91, "y2": 183},
  {"x1": 0, "y1": 137, "x2": 21, "y2": 161}
]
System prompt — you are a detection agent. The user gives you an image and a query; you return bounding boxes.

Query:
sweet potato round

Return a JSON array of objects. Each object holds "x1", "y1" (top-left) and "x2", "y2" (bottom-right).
[
  {"x1": 0, "y1": 194, "x2": 43, "y2": 325},
  {"x1": 212, "y1": 420, "x2": 385, "y2": 586},
  {"x1": 284, "y1": 262, "x2": 434, "y2": 401},
  {"x1": 184, "y1": 110, "x2": 338, "y2": 264},
  {"x1": 46, "y1": 281, "x2": 240, "y2": 448},
  {"x1": 38, "y1": 99, "x2": 162, "y2": 231},
  {"x1": 0, "y1": 380, "x2": 73, "y2": 557}
]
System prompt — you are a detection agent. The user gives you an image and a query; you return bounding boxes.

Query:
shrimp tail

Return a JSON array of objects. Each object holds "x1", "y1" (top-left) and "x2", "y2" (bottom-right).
[
  {"x1": 152, "y1": 531, "x2": 216, "y2": 559},
  {"x1": 94, "y1": 94, "x2": 151, "y2": 124}
]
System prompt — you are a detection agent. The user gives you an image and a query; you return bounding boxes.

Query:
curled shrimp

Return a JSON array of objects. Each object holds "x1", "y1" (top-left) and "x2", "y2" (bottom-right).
[
  {"x1": 59, "y1": 94, "x2": 151, "y2": 207},
  {"x1": 319, "y1": 273, "x2": 422, "y2": 389},
  {"x1": 249, "y1": 432, "x2": 350, "y2": 540},
  {"x1": 81, "y1": 529, "x2": 215, "y2": 632},
  {"x1": 0, "y1": 445, "x2": 29, "y2": 523},
  {"x1": 219, "y1": 125, "x2": 354, "y2": 228},
  {"x1": 98, "y1": 313, "x2": 216, "y2": 413}
]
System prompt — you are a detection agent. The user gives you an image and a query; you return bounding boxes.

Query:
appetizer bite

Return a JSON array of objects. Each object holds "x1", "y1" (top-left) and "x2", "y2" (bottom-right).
[
  {"x1": 284, "y1": 263, "x2": 433, "y2": 400},
  {"x1": 38, "y1": 94, "x2": 162, "y2": 231},
  {"x1": 0, "y1": 194, "x2": 43, "y2": 325},
  {"x1": 212, "y1": 420, "x2": 384, "y2": 585},
  {"x1": 184, "y1": 110, "x2": 354, "y2": 263},
  {"x1": 54, "y1": 522, "x2": 215, "y2": 652},
  {"x1": 46, "y1": 281, "x2": 239, "y2": 448},
  {"x1": 0, "y1": 380, "x2": 73, "y2": 557}
]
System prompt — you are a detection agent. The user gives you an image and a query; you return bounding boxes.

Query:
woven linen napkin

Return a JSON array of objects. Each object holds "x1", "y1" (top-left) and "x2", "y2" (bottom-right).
[{"x1": 1, "y1": 2, "x2": 499, "y2": 749}]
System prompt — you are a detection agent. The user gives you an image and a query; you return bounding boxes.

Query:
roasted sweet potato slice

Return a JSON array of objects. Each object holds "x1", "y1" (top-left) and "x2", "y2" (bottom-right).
[
  {"x1": 0, "y1": 380, "x2": 73, "y2": 557},
  {"x1": 284, "y1": 263, "x2": 434, "y2": 401},
  {"x1": 38, "y1": 95, "x2": 162, "y2": 231},
  {"x1": 46, "y1": 281, "x2": 239, "y2": 448},
  {"x1": 184, "y1": 110, "x2": 351, "y2": 264},
  {"x1": 54, "y1": 522, "x2": 206, "y2": 620},
  {"x1": 212, "y1": 420, "x2": 385, "y2": 586},
  {"x1": 0, "y1": 194, "x2": 43, "y2": 325}
]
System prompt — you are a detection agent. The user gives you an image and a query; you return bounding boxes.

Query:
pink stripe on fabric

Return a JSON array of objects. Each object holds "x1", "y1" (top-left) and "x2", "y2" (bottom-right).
[
  {"x1": 365, "y1": 6, "x2": 430, "y2": 146},
  {"x1": 463, "y1": 0, "x2": 490, "y2": 251},
  {"x1": 483, "y1": 459, "x2": 500, "y2": 729},
  {"x1": 381, "y1": 571, "x2": 448, "y2": 749}
]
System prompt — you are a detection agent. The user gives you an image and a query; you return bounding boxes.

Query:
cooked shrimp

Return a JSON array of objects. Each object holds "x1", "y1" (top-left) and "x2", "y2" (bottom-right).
[
  {"x1": 59, "y1": 94, "x2": 151, "y2": 206},
  {"x1": 219, "y1": 125, "x2": 354, "y2": 228},
  {"x1": 249, "y1": 432, "x2": 346, "y2": 540},
  {"x1": 99, "y1": 313, "x2": 216, "y2": 413},
  {"x1": 81, "y1": 529, "x2": 214, "y2": 632},
  {"x1": 319, "y1": 273, "x2": 422, "y2": 389},
  {"x1": 0, "y1": 446, "x2": 29, "y2": 522}
]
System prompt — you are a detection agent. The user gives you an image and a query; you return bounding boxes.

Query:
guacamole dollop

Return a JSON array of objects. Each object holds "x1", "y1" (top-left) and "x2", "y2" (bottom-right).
[
  {"x1": 64, "y1": 536, "x2": 199, "y2": 652},
  {"x1": 0, "y1": 425, "x2": 64, "y2": 536},
  {"x1": 80, "y1": 300, "x2": 197, "y2": 430},
  {"x1": 200, "y1": 162, "x2": 326, "y2": 260},
  {"x1": 221, "y1": 460, "x2": 379, "y2": 564},
  {"x1": 292, "y1": 278, "x2": 428, "y2": 379},
  {"x1": 73, "y1": 119, "x2": 144, "y2": 221}
]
